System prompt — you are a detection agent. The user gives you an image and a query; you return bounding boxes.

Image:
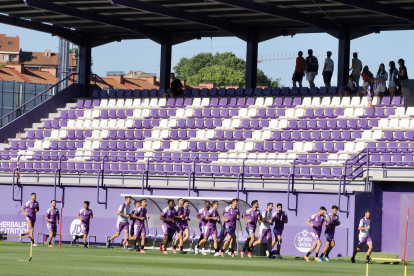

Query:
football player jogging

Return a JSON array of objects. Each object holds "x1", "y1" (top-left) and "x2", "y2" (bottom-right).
[
  {"x1": 20, "y1": 193, "x2": 39, "y2": 246},
  {"x1": 174, "y1": 199, "x2": 190, "y2": 254},
  {"x1": 159, "y1": 199, "x2": 178, "y2": 254},
  {"x1": 304, "y1": 206, "x2": 331, "y2": 262},
  {"x1": 45, "y1": 200, "x2": 60, "y2": 247},
  {"x1": 217, "y1": 202, "x2": 232, "y2": 257},
  {"x1": 198, "y1": 201, "x2": 221, "y2": 255},
  {"x1": 224, "y1": 198, "x2": 240, "y2": 258},
  {"x1": 320, "y1": 205, "x2": 341, "y2": 261},
  {"x1": 240, "y1": 200, "x2": 261, "y2": 258},
  {"x1": 351, "y1": 209, "x2": 373, "y2": 264},
  {"x1": 129, "y1": 200, "x2": 141, "y2": 239},
  {"x1": 270, "y1": 203, "x2": 288, "y2": 259},
  {"x1": 253, "y1": 203, "x2": 275, "y2": 259},
  {"x1": 130, "y1": 199, "x2": 149, "y2": 253},
  {"x1": 107, "y1": 196, "x2": 132, "y2": 248},
  {"x1": 74, "y1": 201, "x2": 93, "y2": 248},
  {"x1": 195, "y1": 201, "x2": 211, "y2": 255}
]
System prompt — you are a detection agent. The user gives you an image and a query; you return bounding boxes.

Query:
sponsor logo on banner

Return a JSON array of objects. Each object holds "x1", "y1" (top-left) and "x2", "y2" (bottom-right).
[
  {"x1": 294, "y1": 229, "x2": 313, "y2": 253},
  {"x1": 70, "y1": 219, "x2": 82, "y2": 237},
  {"x1": 0, "y1": 220, "x2": 28, "y2": 235}
]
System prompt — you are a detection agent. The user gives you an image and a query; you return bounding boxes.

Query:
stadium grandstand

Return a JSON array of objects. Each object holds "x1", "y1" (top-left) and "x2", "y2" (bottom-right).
[{"x1": 1, "y1": 0, "x2": 414, "y2": 266}]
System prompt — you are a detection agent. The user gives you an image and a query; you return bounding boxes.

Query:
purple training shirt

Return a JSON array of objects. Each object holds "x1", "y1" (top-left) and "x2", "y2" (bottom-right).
[
  {"x1": 198, "y1": 208, "x2": 209, "y2": 227},
  {"x1": 225, "y1": 206, "x2": 240, "y2": 228},
  {"x1": 324, "y1": 214, "x2": 339, "y2": 234},
  {"x1": 78, "y1": 208, "x2": 93, "y2": 225},
  {"x1": 243, "y1": 208, "x2": 261, "y2": 229},
  {"x1": 273, "y1": 211, "x2": 288, "y2": 231},
  {"x1": 23, "y1": 201, "x2": 39, "y2": 220},
  {"x1": 161, "y1": 207, "x2": 176, "y2": 227},
  {"x1": 134, "y1": 207, "x2": 147, "y2": 226},
  {"x1": 206, "y1": 209, "x2": 220, "y2": 228},
  {"x1": 46, "y1": 208, "x2": 60, "y2": 226},
  {"x1": 309, "y1": 213, "x2": 328, "y2": 234}
]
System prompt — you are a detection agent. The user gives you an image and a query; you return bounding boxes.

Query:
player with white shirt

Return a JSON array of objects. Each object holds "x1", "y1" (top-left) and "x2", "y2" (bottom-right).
[
  {"x1": 252, "y1": 203, "x2": 275, "y2": 259},
  {"x1": 107, "y1": 196, "x2": 132, "y2": 248},
  {"x1": 351, "y1": 209, "x2": 373, "y2": 264}
]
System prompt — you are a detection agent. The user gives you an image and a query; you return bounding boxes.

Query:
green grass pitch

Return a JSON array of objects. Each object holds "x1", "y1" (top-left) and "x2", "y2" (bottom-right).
[{"x1": 0, "y1": 242, "x2": 410, "y2": 276}]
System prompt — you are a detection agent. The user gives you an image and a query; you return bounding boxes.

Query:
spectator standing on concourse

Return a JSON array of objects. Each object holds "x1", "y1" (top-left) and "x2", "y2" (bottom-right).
[
  {"x1": 304, "y1": 49, "x2": 319, "y2": 88},
  {"x1": 322, "y1": 51, "x2": 334, "y2": 91},
  {"x1": 292, "y1": 51, "x2": 306, "y2": 89},
  {"x1": 374, "y1": 63, "x2": 388, "y2": 101},
  {"x1": 163, "y1": 73, "x2": 183, "y2": 98},
  {"x1": 397, "y1": 59, "x2": 409, "y2": 94},
  {"x1": 361, "y1": 66, "x2": 372, "y2": 96},
  {"x1": 349, "y1": 52, "x2": 363, "y2": 88},
  {"x1": 388, "y1": 61, "x2": 398, "y2": 97}
]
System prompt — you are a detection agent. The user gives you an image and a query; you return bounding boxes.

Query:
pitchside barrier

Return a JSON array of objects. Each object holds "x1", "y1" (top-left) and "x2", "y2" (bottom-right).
[{"x1": 0, "y1": 235, "x2": 33, "y2": 261}]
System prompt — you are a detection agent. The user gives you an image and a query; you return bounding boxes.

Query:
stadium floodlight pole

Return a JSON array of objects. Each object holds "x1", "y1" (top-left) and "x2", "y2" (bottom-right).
[{"x1": 23, "y1": 0, "x2": 165, "y2": 44}]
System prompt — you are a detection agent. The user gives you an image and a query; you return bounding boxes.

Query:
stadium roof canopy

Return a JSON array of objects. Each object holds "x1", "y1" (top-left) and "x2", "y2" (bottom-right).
[
  {"x1": 1, "y1": 0, "x2": 413, "y2": 91},
  {"x1": 1, "y1": 0, "x2": 413, "y2": 47}
]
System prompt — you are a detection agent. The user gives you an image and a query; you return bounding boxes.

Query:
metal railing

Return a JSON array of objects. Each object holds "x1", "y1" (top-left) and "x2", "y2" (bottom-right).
[
  {"x1": 5, "y1": 153, "x2": 370, "y2": 210},
  {"x1": 0, "y1": 74, "x2": 78, "y2": 126},
  {"x1": 92, "y1": 74, "x2": 114, "y2": 90}
]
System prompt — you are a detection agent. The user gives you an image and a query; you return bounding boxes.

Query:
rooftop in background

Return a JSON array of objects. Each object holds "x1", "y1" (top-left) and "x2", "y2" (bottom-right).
[
  {"x1": 0, "y1": 34, "x2": 19, "y2": 53},
  {"x1": 0, "y1": 1, "x2": 413, "y2": 46}
]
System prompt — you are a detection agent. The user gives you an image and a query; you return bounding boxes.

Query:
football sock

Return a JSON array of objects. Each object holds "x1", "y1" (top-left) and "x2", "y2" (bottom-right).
[
  {"x1": 366, "y1": 255, "x2": 370, "y2": 260},
  {"x1": 141, "y1": 245, "x2": 144, "y2": 250},
  {"x1": 49, "y1": 242, "x2": 51, "y2": 245},
  {"x1": 320, "y1": 253, "x2": 325, "y2": 258},
  {"x1": 84, "y1": 243, "x2": 87, "y2": 247},
  {"x1": 220, "y1": 248, "x2": 224, "y2": 253},
  {"x1": 173, "y1": 245, "x2": 177, "y2": 249},
  {"x1": 215, "y1": 249, "x2": 219, "y2": 253},
  {"x1": 242, "y1": 247, "x2": 247, "y2": 253},
  {"x1": 306, "y1": 252, "x2": 311, "y2": 257},
  {"x1": 180, "y1": 246, "x2": 183, "y2": 251},
  {"x1": 276, "y1": 250, "x2": 280, "y2": 255},
  {"x1": 249, "y1": 247, "x2": 253, "y2": 252},
  {"x1": 230, "y1": 249, "x2": 234, "y2": 254},
  {"x1": 197, "y1": 245, "x2": 200, "y2": 249},
  {"x1": 30, "y1": 238, "x2": 34, "y2": 243},
  {"x1": 315, "y1": 253, "x2": 319, "y2": 257}
]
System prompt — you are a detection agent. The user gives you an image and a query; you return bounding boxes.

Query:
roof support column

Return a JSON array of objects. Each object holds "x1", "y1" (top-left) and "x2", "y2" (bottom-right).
[
  {"x1": 337, "y1": 28, "x2": 351, "y2": 87},
  {"x1": 245, "y1": 30, "x2": 258, "y2": 89},
  {"x1": 79, "y1": 38, "x2": 92, "y2": 97},
  {"x1": 160, "y1": 33, "x2": 172, "y2": 91}
]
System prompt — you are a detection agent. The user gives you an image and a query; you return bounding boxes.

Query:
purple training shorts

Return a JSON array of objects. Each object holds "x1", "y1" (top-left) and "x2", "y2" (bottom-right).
[
  {"x1": 116, "y1": 222, "x2": 129, "y2": 233},
  {"x1": 177, "y1": 224, "x2": 189, "y2": 233},
  {"x1": 325, "y1": 233, "x2": 334, "y2": 242},
  {"x1": 133, "y1": 224, "x2": 146, "y2": 237},
  {"x1": 204, "y1": 226, "x2": 218, "y2": 238},
  {"x1": 162, "y1": 225, "x2": 176, "y2": 235},
  {"x1": 225, "y1": 226, "x2": 236, "y2": 236},
  {"x1": 47, "y1": 223, "x2": 57, "y2": 233},
  {"x1": 259, "y1": 229, "x2": 272, "y2": 240},
  {"x1": 273, "y1": 229, "x2": 283, "y2": 238},
  {"x1": 26, "y1": 216, "x2": 36, "y2": 223},
  {"x1": 358, "y1": 236, "x2": 372, "y2": 246},
  {"x1": 80, "y1": 224, "x2": 89, "y2": 235},
  {"x1": 311, "y1": 232, "x2": 321, "y2": 241},
  {"x1": 246, "y1": 226, "x2": 256, "y2": 236}
]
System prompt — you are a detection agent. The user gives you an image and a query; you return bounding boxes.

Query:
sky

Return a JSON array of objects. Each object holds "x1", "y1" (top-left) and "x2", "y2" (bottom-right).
[{"x1": 1, "y1": 23, "x2": 412, "y2": 87}]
